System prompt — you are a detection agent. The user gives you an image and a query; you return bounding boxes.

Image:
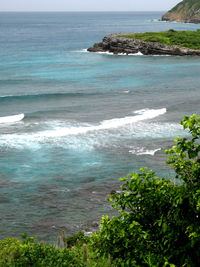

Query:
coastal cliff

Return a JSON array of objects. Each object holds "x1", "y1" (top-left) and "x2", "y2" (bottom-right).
[
  {"x1": 162, "y1": 0, "x2": 200, "y2": 23},
  {"x1": 87, "y1": 33, "x2": 200, "y2": 56}
]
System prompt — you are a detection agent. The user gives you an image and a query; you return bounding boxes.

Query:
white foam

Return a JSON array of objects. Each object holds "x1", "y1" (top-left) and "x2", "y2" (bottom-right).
[
  {"x1": 117, "y1": 52, "x2": 144, "y2": 56},
  {"x1": 0, "y1": 95, "x2": 14, "y2": 98},
  {"x1": 130, "y1": 51, "x2": 143, "y2": 56},
  {"x1": 73, "y1": 49, "x2": 88, "y2": 53},
  {"x1": 134, "y1": 108, "x2": 150, "y2": 115},
  {"x1": 129, "y1": 147, "x2": 161, "y2": 156},
  {"x1": 96, "y1": 51, "x2": 114, "y2": 55},
  {"x1": 151, "y1": 54, "x2": 172, "y2": 57},
  {"x1": 96, "y1": 51, "x2": 144, "y2": 56},
  {"x1": 36, "y1": 108, "x2": 166, "y2": 138},
  {"x1": 0, "y1": 113, "x2": 24, "y2": 124},
  {"x1": 0, "y1": 108, "x2": 171, "y2": 150},
  {"x1": 80, "y1": 49, "x2": 174, "y2": 57}
]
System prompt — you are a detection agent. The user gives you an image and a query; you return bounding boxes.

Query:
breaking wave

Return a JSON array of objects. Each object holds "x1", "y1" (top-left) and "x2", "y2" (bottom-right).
[
  {"x1": 95, "y1": 51, "x2": 144, "y2": 56},
  {"x1": 0, "y1": 113, "x2": 24, "y2": 124},
  {"x1": 34, "y1": 108, "x2": 167, "y2": 137},
  {"x1": 129, "y1": 147, "x2": 161, "y2": 156},
  {"x1": 0, "y1": 108, "x2": 180, "y2": 150}
]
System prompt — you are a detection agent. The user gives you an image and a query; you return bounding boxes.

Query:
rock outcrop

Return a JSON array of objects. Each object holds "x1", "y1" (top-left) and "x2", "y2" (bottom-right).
[
  {"x1": 162, "y1": 0, "x2": 200, "y2": 23},
  {"x1": 87, "y1": 33, "x2": 200, "y2": 56}
]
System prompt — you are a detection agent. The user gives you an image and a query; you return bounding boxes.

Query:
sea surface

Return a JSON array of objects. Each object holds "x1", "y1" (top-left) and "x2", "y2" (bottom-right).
[{"x1": 0, "y1": 12, "x2": 200, "y2": 242}]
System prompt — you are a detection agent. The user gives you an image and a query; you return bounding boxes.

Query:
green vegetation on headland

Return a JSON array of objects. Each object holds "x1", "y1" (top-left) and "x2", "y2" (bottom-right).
[
  {"x1": 162, "y1": 0, "x2": 200, "y2": 23},
  {"x1": 171, "y1": 0, "x2": 200, "y2": 12},
  {"x1": 120, "y1": 29, "x2": 200, "y2": 50},
  {"x1": 1, "y1": 114, "x2": 200, "y2": 266}
]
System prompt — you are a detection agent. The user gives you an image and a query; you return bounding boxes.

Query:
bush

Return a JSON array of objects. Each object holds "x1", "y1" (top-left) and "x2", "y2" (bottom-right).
[
  {"x1": 64, "y1": 231, "x2": 89, "y2": 248},
  {"x1": 0, "y1": 237, "x2": 84, "y2": 267},
  {"x1": 0, "y1": 233, "x2": 112, "y2": 267},
  {"x1": 91, "y1": 114, "x2": 200, "y2": 266},
  {"x1": 168, "y1": 29, "x2": 176, "y2": 32},
  {"x1": 120, "y1": 30, "x2": 200, "y2": 49}
]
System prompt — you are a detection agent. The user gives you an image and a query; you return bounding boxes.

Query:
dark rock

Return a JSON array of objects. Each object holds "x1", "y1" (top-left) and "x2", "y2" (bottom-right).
[
  {"x1": 87, "y1": 33, "x2": 200, "y2": 56},
  {"x1": 110, "y1": 190, "x2": 117, "y2": 195},
  {"x1": 91, "y1": 222, "x2": 99, "y2": 228}
]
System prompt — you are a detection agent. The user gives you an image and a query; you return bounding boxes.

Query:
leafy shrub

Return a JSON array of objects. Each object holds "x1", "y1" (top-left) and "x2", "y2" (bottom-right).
[
  {"x1": 168, "y1": 29, "x2": 176, "y2": 32},
  {"x1": 0, "y1": 233, "x2": 111, "y2": 267},
  {"x1": 64, "y1": 231, "x2": 89, "y2": 248},
  {"x1": 0, "y1": 237, "x2": 84, "y2": 267}
]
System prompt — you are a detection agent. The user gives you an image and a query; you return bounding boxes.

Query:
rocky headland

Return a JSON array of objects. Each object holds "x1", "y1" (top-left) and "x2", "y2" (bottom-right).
[
  {"x1": 162, "y1": 0, "x2": 200, "y2": 24},
  {"x1": 87, "y1": 33, "x2": 200, "y2": 56}
]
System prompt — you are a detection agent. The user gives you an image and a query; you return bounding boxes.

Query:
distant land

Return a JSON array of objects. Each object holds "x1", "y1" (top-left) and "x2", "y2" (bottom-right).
[
  {"x1": 88, "y1": 30, "x2": 200, "y2": 56},
  {"x1": 162, "y1": 0, "x2": 200, "y2": 24}
]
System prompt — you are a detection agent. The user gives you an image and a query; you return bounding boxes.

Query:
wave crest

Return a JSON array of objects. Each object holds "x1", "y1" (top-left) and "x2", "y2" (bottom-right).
[
  {"x1": 40, "y1": 108, "x2": 167, "y2": 137},
  {"x1": 0, "y1": 114, "x2": 24, "y2": 124},
  {"x1": 129, "y1": 147, "x2": 161, "y2": 156}
]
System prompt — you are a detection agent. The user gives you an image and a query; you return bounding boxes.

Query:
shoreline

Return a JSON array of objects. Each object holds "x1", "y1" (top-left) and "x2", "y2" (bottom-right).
[{"x1": 88, "y1": 33, "x2": 200, "y2": 56}]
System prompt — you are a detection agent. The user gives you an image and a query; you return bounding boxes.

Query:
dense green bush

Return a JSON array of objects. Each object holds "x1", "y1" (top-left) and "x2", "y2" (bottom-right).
[
  {"x1": 0, "y1": 234, "x2": 112, "y2": 267},
  {"x1": 120, "y1": 30, "x2": 200, "y2": 49},
  {"x1": 0, "y1": 236, "x2": 84, "y2": 267},
  {"x1": 64, "y1": 231, "x2": 89, "y2": 248},
  {"x1": 91, "y1": 114, "x2": 200, "y2": 266}
]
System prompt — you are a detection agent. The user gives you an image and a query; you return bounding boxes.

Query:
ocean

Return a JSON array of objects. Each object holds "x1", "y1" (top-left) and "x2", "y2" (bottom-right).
[{"x1": 0, "y1": 11, "x2": 200, "y2": 242}]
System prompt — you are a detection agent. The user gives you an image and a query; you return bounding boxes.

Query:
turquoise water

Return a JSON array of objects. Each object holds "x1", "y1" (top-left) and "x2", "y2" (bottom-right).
[{"x1": 0, "y1": 12, "x2": 200, "y2": 241}]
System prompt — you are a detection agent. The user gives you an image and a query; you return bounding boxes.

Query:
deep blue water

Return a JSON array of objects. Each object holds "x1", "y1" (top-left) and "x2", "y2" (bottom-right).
[{"x1": 0, "y1": 12, "x2": 200, "y2": 241}]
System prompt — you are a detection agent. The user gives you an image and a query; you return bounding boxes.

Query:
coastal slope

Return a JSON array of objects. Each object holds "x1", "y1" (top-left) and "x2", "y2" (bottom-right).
[
  {"x1": 87, "y1": 33, "x2": 200, "y2": 56},
  {"x1": 162, "y1": 0, "x2": 200, "y2": 23}
]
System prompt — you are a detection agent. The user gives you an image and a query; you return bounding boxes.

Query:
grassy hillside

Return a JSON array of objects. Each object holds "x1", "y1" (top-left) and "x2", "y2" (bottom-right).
[
  {"x1": 171, "y1": 0, "x2": 200, "y2": 12},
  {"x1": 119, "y1": 29, "x2": 200, "y2": 49},
  {"x1": 162, "y1": 0, "x2": 200, "y2": 23}
]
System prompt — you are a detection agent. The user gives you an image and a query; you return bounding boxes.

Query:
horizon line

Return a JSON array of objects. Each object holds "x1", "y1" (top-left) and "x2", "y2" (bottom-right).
[{"x1": 0, "y1": 10, "x2": 166, "y2": 13}]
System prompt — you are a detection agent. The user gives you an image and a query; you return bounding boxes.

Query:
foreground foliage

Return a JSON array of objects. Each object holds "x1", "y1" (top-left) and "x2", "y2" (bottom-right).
[
  {"x1": 0, "y1": 234, "x2": 111, "y2": 267},
  {"x1": 0, "y1": 236, "x2": 84, "y2": 267},
  {"x1": 120, "y1": 29, "x2": 200, "y2": 50},
  {"x1": 0, "y1": 114, "x2": 200, "y2": 266}
]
